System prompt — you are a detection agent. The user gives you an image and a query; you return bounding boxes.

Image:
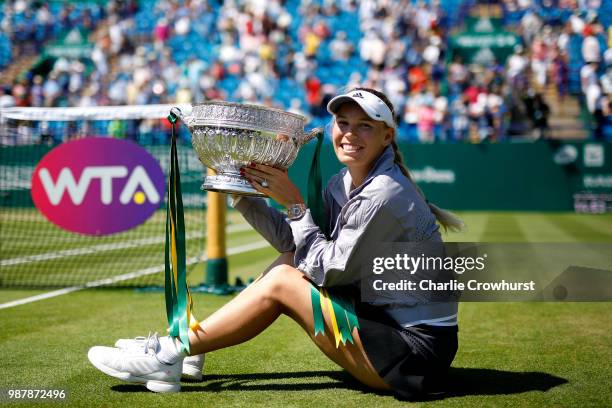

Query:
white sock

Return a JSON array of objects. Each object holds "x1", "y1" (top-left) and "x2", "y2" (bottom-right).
[{"x1": 156, "y1": 336, "x2": 187, "y2": 365}]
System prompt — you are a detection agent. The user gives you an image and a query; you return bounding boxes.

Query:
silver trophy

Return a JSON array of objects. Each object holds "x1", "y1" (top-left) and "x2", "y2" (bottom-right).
[{"x1": 173, "y1": 102, "x2": 320, "y2": 196}]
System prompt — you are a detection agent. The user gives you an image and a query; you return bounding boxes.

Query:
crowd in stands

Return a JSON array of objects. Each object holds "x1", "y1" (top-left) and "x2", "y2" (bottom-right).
[
  {"x1": 1, "y1": 0, "x2": 611, "y2": 143},
  {"x1": 0, "y1": 0, "x2": 110, "y2": 60}
]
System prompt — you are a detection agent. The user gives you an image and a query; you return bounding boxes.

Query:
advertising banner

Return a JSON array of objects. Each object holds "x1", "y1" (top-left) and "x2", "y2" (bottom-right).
[
  {"x1": 30, "y1": 138, "x2": 165, "y2": 235},
  {"x1": 290, "y1": 141, "x2": 612, "y2": 212},
  {"x1": 2, "y1": 141, "x2": 611, "y2": 212},
  {"x1": 448, "y1": 17, "x2": 521, "y2": 65}
]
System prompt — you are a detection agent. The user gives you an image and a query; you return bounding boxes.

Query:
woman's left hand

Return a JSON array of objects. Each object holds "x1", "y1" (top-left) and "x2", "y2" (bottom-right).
[{"x1": 241, "y1": 163, "x2": 305, "y2": 208}]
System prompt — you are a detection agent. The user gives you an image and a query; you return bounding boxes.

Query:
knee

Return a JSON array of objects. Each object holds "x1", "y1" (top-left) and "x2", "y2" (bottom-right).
[{"x1": 260, "y1": 264, "x2": 300, "y2": 303}]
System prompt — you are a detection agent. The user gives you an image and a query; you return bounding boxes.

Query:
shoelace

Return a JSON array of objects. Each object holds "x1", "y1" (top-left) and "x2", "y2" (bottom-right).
[
  {"x1": 143, "y1": 332, "x2": 160, "y2": 355},
  {"x1": 120, "y1": 335, "x2": 149, "y2": 352}
]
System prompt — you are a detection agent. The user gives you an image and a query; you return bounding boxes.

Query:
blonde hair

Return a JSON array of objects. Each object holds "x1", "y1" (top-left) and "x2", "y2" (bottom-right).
[
  {"x1": 352, "y1": 87, "x2": 465, "y2": 232},
  {"x1": 389, "y1": 140, "x2": 464, "y2": 232}
]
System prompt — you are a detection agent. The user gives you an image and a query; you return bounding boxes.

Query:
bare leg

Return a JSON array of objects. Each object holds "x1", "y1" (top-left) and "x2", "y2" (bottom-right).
[{"x1": 189, "y1": 254, "x2": 390, "y2": 390}]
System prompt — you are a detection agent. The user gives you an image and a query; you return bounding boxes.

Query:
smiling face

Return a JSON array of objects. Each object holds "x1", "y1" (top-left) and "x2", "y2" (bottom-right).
[{"x1": 332, "y1": 102, "x2": 394, "y2": 182}]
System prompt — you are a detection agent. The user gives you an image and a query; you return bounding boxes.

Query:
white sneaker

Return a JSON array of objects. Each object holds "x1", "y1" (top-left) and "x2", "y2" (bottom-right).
[
  {"x1": 88, "y1": 333, "x2": 182, "y2": 393},
  {"x1": 115, "y1": 334, "x2": 205, "y2": 381}
]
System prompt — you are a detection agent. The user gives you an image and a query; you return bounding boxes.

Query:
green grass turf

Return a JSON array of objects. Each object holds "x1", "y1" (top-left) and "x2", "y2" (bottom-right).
[{"x1": 1, "y1": 212, "x2": 612, "y2": 407}]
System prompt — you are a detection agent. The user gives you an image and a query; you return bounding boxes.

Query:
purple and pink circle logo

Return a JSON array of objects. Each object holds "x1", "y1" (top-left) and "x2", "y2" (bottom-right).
[{"x1": 31, "y1": 138, "x2": 166, "y2": 236}]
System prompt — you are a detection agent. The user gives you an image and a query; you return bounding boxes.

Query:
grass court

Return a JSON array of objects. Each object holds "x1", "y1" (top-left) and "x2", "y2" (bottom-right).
[{"x1": 1, "y1": 211, "x2": 611, "y2": 407}]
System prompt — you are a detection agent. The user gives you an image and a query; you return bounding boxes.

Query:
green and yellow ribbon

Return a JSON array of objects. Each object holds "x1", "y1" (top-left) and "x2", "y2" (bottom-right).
[
  {"x1": 165, "y1": 110, "x2": 195, "y2": 354},
  {"x1": 307, "y1": 132, "x2": 328, "y2": 238},
  {"x1": 307, "y1": 130, "x2": 359, "y2": 347},
  {"x1": 311, "y1": 286, "x2": 360, "y2": 347}
]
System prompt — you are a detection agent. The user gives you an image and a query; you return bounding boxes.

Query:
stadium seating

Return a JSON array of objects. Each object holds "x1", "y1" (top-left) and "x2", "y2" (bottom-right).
[{"x1": 1, "y1": 0, "x2": 610, "y2": 140}]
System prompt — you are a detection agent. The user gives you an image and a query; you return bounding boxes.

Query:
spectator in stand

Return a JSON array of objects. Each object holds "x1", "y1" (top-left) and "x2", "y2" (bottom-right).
[
  {"x1": 154, "y1": 18, "x2": 170, "y2": 50},
  {"x1": 319, "y1": 84, "x2": 337, "y2": 118},
  {"x1": 551, "y1": 52, "x2": 569, "y2": 104},
  {"x1": 601, "y1": 67, "x2": 612, "y2": 95},
  {"x1": 581, "y1": 61, "x2": 599, "y2": 92},
  {"x1": 185, "y1": 56, "x2": 207, "y2": 99},
  {"x1": 42, "y1": 72, "x2": 60, "y2": 107},
  {"x1": 108, "y1": 15, "x2": 126, "y2": 55},
  {"x1": 521, "y1": 10, "x2": 543, "y2": 44},
  {"x1": 450, "y1": 99, "x2": 469, "y2": 141},
  {"x1": 408, "y1": 64, "x2": 428, "y2": 94},
  {"x1": 523, "y1": 89, "x2": 550, "y2": 138},
  {"x1": 448, "y1": 56, "x2": 469, "y2": 95},
  {"x1": 593, "y1": 90, "x2": 610, "y2": 141},
  {"x1": 531, "y1": 34, "x2": 550, "y2": 88},
  {"x1": 287, "y1": 98, "x2": 311, "y2": 123},
  {"x1": 400, "y1": 88, "x2": 418, "y2": 141},
  {"x1": 569, "y1": 7, "x2": 584, "y2": 31},
  {"x1": 12, "y1": 78, "x2": 30, "y2": 107},
  {"x1": 487, "y1": 85, "x2": 506, "y2": 141},
  {"x1": 556, "y1": 22, "x2": 572, "y2": 54},
  {"x1": 582, "y1": 25, "x2": 601, "y2": 63},
  {"x1": 384, "y1": 32, "x2": 406, "y2": 68},
  {"x1": 78, "y1": 86, "x2": 98, "y2": 107},
  {"x1": 431, "y1": 86, "x2": 448, "y2": 141},
  {"x1": 423, "y1": 35, "x2": 442, "y2": 66},
  {"x1": 468, "y1": 90, "x2": 488, "y2": 142},
  {"x1": 383, "y1": 72, "x2": 408, "y2": 120},
  {"x1": 175, "y1": 79, "x2": 193, "y2": 104},
  {"x1": 417, "y1": 98, "x2": 436, "y2": 142},
  {"x1": 533, "y1": 93, "x2": 551, "y2": 139},
  {"x1": 585, "y1": 78, "x2": 603, "y2": 115},
  {"x1": 302, "y1": 25, "x2": 323, "y2": 60},
  {"x1": 174, "y1": 14, "x2": 191, "y2": 37},
  {"x1": 35, "y1": 3, "x2": 55, "y2": 40},
  {"x1": 329, "y1": 31, "x2": 354, "y2": 62},
  {"x1": 218, "y1": 33, "x2": 243, "y2": 65},
  {"x1": 0, "y1": 86, "x2": 16, "y2": 108},
  {"x1": 415, "y1": 1, "x2": 435, "y2": 37},
  {"x1": 29, "y1": 75, "x2": 44, "y2": 107},
  {"x1": 305, "y1": 76, "x2": 323, "y2": 116},
  {"x1": 507, "y1": 45, "x2": 529, "y2": 89}
]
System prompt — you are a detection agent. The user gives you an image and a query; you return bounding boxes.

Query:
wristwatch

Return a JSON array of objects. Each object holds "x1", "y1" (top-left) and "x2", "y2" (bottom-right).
[{"x1": 286, "y1": 203, "x2": 307, "y2": 220}]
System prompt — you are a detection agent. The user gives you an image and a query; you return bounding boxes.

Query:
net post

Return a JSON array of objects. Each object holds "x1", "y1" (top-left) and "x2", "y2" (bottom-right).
[{"x1": 205, "y1": 168, "x2": 228, "y2": 290}]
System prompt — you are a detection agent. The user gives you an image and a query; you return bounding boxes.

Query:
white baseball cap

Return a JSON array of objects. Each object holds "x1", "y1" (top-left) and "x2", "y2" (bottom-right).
[{"x1": 327, "y1": 89, "x2": 396, "y2": 128}]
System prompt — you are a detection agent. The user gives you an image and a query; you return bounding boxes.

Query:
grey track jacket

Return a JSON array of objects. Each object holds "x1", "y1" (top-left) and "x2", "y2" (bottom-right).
[{"x1": 233, "y1": 146, "x2": 458, "y2": 327}]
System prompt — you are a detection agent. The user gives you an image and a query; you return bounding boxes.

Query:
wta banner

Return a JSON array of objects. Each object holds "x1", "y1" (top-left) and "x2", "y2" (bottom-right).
[
  {"x1": 360, "y1": 243, "x2": 612, "y2": 302},
  {"x1": 30, "y1": 138, "x2": 165, "y2": 236}
]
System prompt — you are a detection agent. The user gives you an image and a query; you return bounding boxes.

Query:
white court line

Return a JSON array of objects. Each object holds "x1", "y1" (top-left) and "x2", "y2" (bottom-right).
[
  {"x1": 1, "y1": 223, "x2": 254, "y2": 267},
  {"x1": 0, "y1": 240, "x2": 271, "y2": 310}
]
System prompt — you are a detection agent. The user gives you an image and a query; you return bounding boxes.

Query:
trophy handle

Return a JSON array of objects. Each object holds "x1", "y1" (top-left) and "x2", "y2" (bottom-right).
[
  {"x1": 170, "y1": 107, "x2": 187, "y2": 123},
  {"x1": 170, "y1": 106, "x2": 196, "y2": 129},
  {"x1": 301, "y1": 127, "x2": 324, "y2": 145}
]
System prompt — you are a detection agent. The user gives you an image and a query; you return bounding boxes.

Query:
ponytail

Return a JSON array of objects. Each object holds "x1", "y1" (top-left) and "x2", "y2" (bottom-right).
[
  {"x1": 351, "y1": 86, "x2": 465, "y2": 232},
  {"x1": 390, "y1": 140, "x2": 465, "y2": 233}
]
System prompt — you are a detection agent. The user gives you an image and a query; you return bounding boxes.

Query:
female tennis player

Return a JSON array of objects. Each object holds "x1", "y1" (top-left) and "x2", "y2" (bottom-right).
[{"x1": 88, "y1": 87, "x2": 463, "y2": 399}]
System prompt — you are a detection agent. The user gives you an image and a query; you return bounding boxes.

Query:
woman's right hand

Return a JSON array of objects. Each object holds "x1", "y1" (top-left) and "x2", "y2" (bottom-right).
[{"x1": 241, "y1": 163, "x2": 305, "y2": 208}]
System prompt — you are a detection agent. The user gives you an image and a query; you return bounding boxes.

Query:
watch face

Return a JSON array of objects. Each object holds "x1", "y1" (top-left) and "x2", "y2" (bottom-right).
[{"x1": 288, "y1": 204, "x2": 306, "y2": 219}]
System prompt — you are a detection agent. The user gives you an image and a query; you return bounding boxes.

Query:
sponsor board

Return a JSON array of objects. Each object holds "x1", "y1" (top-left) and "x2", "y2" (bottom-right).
[{"x1": 31, "y1": 138, "x2": 165, "y2": 235}]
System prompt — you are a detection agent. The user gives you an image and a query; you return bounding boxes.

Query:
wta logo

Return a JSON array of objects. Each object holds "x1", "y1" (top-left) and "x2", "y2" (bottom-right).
[{"x1": 31, "y1": 138, "x2": 166, "y2": 236}]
